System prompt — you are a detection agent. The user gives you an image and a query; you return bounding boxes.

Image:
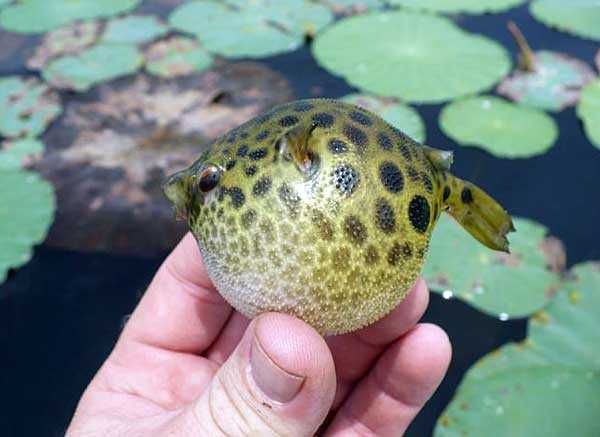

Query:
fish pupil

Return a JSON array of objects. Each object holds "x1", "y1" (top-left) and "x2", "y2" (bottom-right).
[{"x1": 199, "y1": 166, "x2": 221, "y2": 192}]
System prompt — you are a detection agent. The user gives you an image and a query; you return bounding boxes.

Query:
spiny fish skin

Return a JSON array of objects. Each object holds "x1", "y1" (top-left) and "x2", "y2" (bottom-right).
[{"x1": 164, "y1": 98, "x2": 513, "y2": 335}]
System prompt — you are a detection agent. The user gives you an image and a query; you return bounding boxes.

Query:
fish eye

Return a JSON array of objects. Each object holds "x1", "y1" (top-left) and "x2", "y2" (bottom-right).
[{"x1": 198, "y1": 165, "x2": 221, "y2": 192}]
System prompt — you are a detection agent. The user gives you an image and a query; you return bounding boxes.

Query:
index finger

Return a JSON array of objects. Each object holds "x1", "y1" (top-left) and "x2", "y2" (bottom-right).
[{"x1": 119, "y1": 233, "x2": 232, "y2": 354}]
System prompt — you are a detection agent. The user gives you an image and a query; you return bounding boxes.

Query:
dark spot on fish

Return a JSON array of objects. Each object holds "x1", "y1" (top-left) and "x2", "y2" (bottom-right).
[
  {"x1": 241, "y1": 209, "x2": 256, "y2": 228},
  {"x1": 349, "y1": 110, "x2": 372, "y2": 126},
  {"x1": 364, "y1": 245, "x2": 379, "y2": 265},
  {"x1": 312, "y1": 112, "x2": 335, "y2": 128},
  {"x1": 443, "y1": 186, "x2": 451, "y2": 202},
  {"x1": 237, "y1": 144, "x2": 249, "y2": 157},
  {"x1": 379, "y1": 161, "x2": 404, "y2": 193},
  {"x1": 407, "y1": 166, "x2": 419, "y2": 182},
  {"x1": 387, "y1": 243, "x2": 404, "y2": 266},
  {"x1": 225, "y1": 160, "x2": 236, "y2": 170},
  {"x1": 245, "y1": 165, "x2": 257, "y2": 177},
  {"x1": 377, "y1": 132, "x2": 393, "y2": 150},
  {"x1": 343, "y1": 124, "x2": 368, "y2": 151},
  {"x1": 343, "y1": 215, "x2": 367, "y2": 246},
  {"x1": 226, "y1": 187, "x2": 245, "y2": 209},
  {"x1": 256, "y1": 130, "x2": 269, "y2": 141},
  {"x1": 278, "y1": 183, "x2": 301, "y2": 216},
  {"x1": 279, "y1": 115, "x2": 299, "y2": 127},
  {"x1": 328, "y1": 138, "x2": 348, "y2": 154},
  {"x1": 375, "y1": 198, "x2": 396, "y2": 233},
  {"x1": 461, "y1": 187, "x2": 473, "y2": 204},
  {"x1": 421, "y1": 172, "x2": 433, "y2": 193},
  {"x1": 408, "y1": 195, "x2": 430, "y2": 233},
  {"x1": 332, "y1": 163, "x2": 359, "y2": 196},
  {"x1": 252, "y1": 176, "x2": 272, "y2": 197},
  {"x1": 294, "y1": 101, "x2": 314, "y2": 112},
  {"x1": 249, "y1": 148, "x2": 268, "y2": 161}
]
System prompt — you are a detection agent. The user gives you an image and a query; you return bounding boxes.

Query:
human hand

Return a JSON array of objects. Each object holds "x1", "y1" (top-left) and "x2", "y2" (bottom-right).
[{"x1": 67, "y1": 233, "x2": 451, "y2": 436}]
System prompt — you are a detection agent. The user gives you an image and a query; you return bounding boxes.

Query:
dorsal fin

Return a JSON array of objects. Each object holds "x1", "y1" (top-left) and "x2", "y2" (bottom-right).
[
  {"x1": 422, "y1": 146, "x2": 454, "y2": 171},
  {"x1": 277, "y1": 123, "x2": 318, "y2": 175}
]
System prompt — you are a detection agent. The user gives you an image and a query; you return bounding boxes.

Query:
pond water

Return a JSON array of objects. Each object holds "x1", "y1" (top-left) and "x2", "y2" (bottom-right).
[{"x1": 1, "y1": 3, "x2": 599, "y2": 436}]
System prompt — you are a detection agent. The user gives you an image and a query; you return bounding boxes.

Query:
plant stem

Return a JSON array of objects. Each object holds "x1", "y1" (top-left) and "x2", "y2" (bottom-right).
[{"x1": 507, "y1": 21, "x2": 536, "y2": 72}]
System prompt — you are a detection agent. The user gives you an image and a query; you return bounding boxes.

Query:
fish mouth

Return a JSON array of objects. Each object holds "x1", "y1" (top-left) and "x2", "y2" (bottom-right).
[{"x1": 163, "y1": 169, "x2": 189, "y2": 219}]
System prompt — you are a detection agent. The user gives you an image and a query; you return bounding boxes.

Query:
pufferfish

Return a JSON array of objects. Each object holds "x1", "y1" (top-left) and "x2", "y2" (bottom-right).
[{"x1": 164, "y1": 99, "x2": 514, "y2": 335}]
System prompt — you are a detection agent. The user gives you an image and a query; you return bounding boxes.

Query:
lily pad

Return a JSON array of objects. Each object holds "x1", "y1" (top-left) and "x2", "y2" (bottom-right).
[
  {"x1": 435, "y1": 262, "x2": 600, "y2": 436},
  {"x1": 0, "y1": 76, "x2": 62, "y2": 139},
  {"x1": 577, "y1": 79, "x2": 600, "y2": 149},
  {"x1": 341, "y1": 93, "x2": 425, "y2": 142},
  {"x1": 26, "y1": 21, "x2": 101, "y2": 70},
  {"x1": 0, "y1": 0, "x2": 12, "y2": 8},
  {"x1": 145, "y1": 37, "x2": 213, "y2": 78},
  {"x1": 0, "y1": 169, "x2": 55, "y2": 284},
  {"x1": 389, "y1": 0, "x2": 526, "y2": 14},
  {"x1": 312, "y1": 11, "x2": 511, "y2": 103},
  {"x1": 0, "y1": 138, "x2": 43, "y2": 170},
  {"x1": 42, "y1": 44, "x2": 144, "y2": 91},
  {"x1": 530, "y1": 0, "x2": 600, "y2": 42},
  {"x1": 102, "y1": 15, "x2": 168, "y2": 45},
  {"x1": 169, "y1": 0, "x2": 333, "y2": 58},
  {"x1": 439, "y1": 96, "x2": 558, "y2": 158},
  {"x1": 0, "y1": 0, "x2": 142, "y2": 34},
  {"x1": 423, "y1": 215, "x2": 562, "y2": 319},
  {"x1": 498, "y1": 51, "x2": 595, "y2": 112}
]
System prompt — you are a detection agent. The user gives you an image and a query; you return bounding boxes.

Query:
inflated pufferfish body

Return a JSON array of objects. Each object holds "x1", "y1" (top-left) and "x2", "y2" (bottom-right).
[{"x1": 164, "y1": 99, "x2": 513, "y2": 335}]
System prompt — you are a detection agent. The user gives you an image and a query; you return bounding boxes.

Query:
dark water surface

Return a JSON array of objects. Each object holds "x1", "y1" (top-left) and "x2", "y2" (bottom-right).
[{"x1": 1, "y1": 3, "x2": 599, "y2": 436}]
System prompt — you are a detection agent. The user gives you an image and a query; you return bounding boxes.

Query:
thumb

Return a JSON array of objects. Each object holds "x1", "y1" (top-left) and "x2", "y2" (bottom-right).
[{"x1": 174, "y1": 313, "x2": 336, "y2": 436}]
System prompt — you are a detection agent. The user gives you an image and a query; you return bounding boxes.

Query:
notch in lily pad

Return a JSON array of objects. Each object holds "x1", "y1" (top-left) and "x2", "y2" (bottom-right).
[
  {"x1": 0, "y1": 76, "x2": 62, "y2": 139},
  {"x1": 497, "y1": 22, "x2": 595, "y2": 112},
  {"x1": 312, "y1": 11, "x2": 511, "y2": 103},
  {"x1": 341, "y1": 93, "x2": 425, "y2": 142},
  {"x1": 423, "y1": 215, "x2": 564, "y2": 319},
  {"x1": 434, "y1": 262, "x2": 600, "y2": 437}
]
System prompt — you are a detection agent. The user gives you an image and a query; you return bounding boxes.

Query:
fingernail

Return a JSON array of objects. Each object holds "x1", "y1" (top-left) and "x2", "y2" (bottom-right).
[{"x1": 250, "y1": 333, "x2": 305, "y2": 403}]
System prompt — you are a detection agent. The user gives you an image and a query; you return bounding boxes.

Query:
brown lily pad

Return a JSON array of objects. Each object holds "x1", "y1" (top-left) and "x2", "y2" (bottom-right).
[
  {"x1": 26, "y1": 21, "x2": 101, "y2": 70},
  {"x1": 33, "y1": 62, "x2": 293, "y2": 256}
]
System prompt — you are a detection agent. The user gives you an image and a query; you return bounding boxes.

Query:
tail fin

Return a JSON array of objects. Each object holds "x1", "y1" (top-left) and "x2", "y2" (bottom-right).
[{"x1": 442, "y1": 174, "x2": 515, "y2": 253}]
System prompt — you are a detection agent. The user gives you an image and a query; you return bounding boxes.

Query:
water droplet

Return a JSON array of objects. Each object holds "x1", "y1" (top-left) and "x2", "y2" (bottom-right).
[
  {"x1": 551, "y1": 379, "x2": 560, "y2": 389},
  {"x1": 499, "y1": 312, "x2": 509, "y2": 321},
  {"x1": 473, "y1": 285, "x2": 485, "y2": 295},
  {"x1": 442, "y1": 290, "x2": 454, "y2": 300},
  {"x1": 495, "y1": 405, "x2": 504, "y2": 415}
]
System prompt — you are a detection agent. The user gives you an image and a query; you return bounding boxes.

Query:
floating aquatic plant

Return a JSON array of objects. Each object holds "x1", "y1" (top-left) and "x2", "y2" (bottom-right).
[
  {"x1": 312, "y1": 11, "x2": 511, "y2": 103},
  {"x1": 423, "y1": 215, "x2": 563, "y2": 318},
  {"x1": 0, "y1": 0, "x2": 142, "y2": 34},
  {"x1": 389, "y1": 0, "x2": 526, "y2": 14},
  {"x1": 42, "y1": 43, "x2": 143, "y2": 91},
  {"x1": 577, "y1": 79, "x2": 600, "y2": 150},
  {"x1": 145, "y1": 36, "x2": 213, "y2": 78},
  {"x1": 0, "y1": 137, "x2": 43, "y2": 170},
  {"x1": 530, "y1": 0, "x2": 600, "y2": 42},
  {"x1": 102, "y1": 15, "x2": 168, "y2": 45},
  {"x1": 341, "y1": 93, "x2": 425, "y2": 142},
  {"x1": 0, "y1": 156, "x2": 55, "y2": 284},
  {"x1": 435, "y1": 262, "x2": 600, "y2": 437},
  {"x1": 497, "y1": 22, "x2": 595, "y2": 111},
  {"x1": 0, "y1": 76, "x2": 61, "y2": 139},
  {"x1": 169, "y1": 0, "x2": 333, "y2": 58},
  {"x1": 439, "y1": 95, "x2": 558, "y2": 158}
]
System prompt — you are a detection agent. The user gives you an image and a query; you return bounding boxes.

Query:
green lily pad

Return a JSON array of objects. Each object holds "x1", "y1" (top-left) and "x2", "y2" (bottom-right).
[
  {"x1": 341, "y1": 93, "x2": 425, "y2": 142},
  {"x1": 439, "y1": 96, "x2": 558, "y2": 158},
  {"x1": 577, "y1": 79, "x2": 600, "y2": 149},
  {"x1": 0, "y1": 169, "x2": 55, "y2": 284},
  {"x1": 102, "y1": 15, "x2": 168, "y2": 45},
  {"x1": 424, "y1": 216, "x2": 562, "y2": 319},
  {"x1": 42, "y1": 44, "x2": 143, "y2": 91},
  {"x1": 435, "y1": 367, "x2": 600, "y2": 437},
  {"x1": 145, "y1": 37, "x2": 213, "y2": 78},
  {"x1": 0, "y1": 0, "x2": 12, "y2": 8},
  {"x1": 435, "y1": 262, "x2": 600, "y2": 436},
  {"x1": 0, "y1": 138, "x2": 43, "y2": 170},
  {"x1": 0, "y1": 0, "x2": 142, "y2": 34},
  {"x1": 27, "y1": 21, "x2": 100, "y2": 70},
  {"x1": 389, "y1": 0, "x2": 526, "y2": 14},
  {"x1": 312, "y1": 11, "x2": 511, "y2": 103},
  {"x1": 498, "y1": 51, "x2": 595, "y2": 111},
  {"x1": 169, "y1": 0, "x2": 333, "y2": 58},
  {"x1": 0, "y1": 76, "x2": 62, "y2": 139},
  {"x1": 530, "y1": 0, "x2": 600, "y2": 42}
]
